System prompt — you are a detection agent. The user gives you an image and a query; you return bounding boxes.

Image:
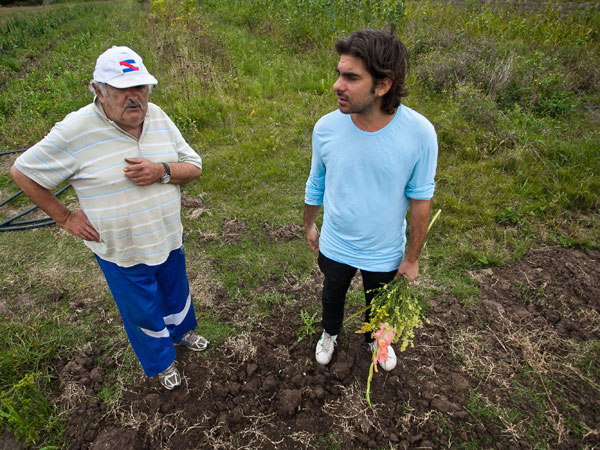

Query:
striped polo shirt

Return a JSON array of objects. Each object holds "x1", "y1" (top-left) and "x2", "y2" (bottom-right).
[{"x1": 15, "y1": 100, "x2": 202, "y2": 267}]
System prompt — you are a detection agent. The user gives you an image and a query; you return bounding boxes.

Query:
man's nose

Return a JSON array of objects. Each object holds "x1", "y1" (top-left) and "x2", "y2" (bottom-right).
[
  {"x1": 123, "y1": 87, "x2": 140, "y2": 98},
  {"x1": 124, "y1": 86, "x2": 140, "y2": 100},
  {"x1": 333, "y1": 77, "x2": 343, "y2": 93}
]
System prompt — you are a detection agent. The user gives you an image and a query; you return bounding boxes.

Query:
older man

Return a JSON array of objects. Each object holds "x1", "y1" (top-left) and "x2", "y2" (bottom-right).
[{"x1": 10, "y1": 46, "x2": 208, "y2": 390}]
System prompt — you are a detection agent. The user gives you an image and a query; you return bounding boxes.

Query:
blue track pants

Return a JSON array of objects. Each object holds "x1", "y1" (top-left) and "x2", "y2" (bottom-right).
[{"x1": 95, "y1": 246, "x2": 198, "y2": 377}]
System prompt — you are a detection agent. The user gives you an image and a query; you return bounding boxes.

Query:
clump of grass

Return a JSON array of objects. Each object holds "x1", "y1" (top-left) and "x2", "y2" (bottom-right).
[
  {"x1": 0, "y1": 320, "x2": 73, "y2": 447},
  {"x1": 0, "y1": 372, "x2": 62, "y2": 446},
  {"x1": 297, "y1": 309, "x2": 318, "y2": 343}
]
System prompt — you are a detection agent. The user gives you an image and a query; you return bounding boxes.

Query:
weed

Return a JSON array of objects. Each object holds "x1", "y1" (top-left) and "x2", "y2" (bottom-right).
[
  {"x1": 297, "y1": 309, "x2": 318, "y2": 343},
  {"x1": 515, "y1": 281, "x2": 548, "y2": 304},
  {"x1": 314, "y1": 433, "x2": 341, "y2": 450},
  {"x1": 449, "y1": 279, "x2": 480, "y2": 306},
  {"x1": 466, "y1": 389, "x2": 503, "y2": 426},
  {"x1": 498, "y1": 206, "x2": 523, "y2": 227},
  {"x1": 0, "y1": 372, "x2": 62, "y2": 445},
  {"x1": 572, "y1": 340, "x2": 600, "y2": 380}
]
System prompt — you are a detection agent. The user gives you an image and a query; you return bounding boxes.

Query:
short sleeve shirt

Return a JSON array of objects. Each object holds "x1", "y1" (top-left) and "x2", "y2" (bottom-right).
[
  {"x1": 304, "y1": 105, "x2": 438, "y2": 271},
  {"x1": 15, "y1": 101, "x2": 202, "y2": 267}
]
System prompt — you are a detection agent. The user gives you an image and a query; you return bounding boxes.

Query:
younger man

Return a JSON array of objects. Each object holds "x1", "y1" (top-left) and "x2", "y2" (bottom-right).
[{"x1": 304, "y1": 30, "x2": 438, "y2": 370}]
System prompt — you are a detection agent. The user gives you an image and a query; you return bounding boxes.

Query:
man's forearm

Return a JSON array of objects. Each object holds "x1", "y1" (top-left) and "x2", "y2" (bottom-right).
[
  {"x1": 166, "y1": 162, "x2": 202, "y2": 185},
  {"x1": 404, "y1": 199, "x2": 431, "y2": 263},
  {"x1": 10, "y1": 165, "x2": 70, "y2": 224},
  {"x1": 304, "y1": 204, "x2": 321, "y2": 229}
]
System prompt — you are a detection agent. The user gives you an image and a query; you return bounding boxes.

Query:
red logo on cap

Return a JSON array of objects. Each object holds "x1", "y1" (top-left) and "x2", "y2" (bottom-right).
[{"x1": 119, "y1": 60, "x2": 139, "y2": 73}]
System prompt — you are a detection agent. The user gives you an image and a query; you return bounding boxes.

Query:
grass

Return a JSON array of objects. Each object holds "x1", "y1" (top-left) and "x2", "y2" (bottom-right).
[
  {"x1": 0, "y1": 319, "x2": 76, "y2": 446},
  {"x1": 0, "y1": 0, "x2": 598, "y2": 447},
  {"x1": 297, "y1": 309, "x2": 319, "y2": 343}
]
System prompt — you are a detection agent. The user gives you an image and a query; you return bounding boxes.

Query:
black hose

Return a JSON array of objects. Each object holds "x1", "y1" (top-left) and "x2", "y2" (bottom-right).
[
  {"x1": 0, "y1": 220, "x2": 55, "y2": 232},
  {"x1": 0, "y1": 203, "x2": 40, "y2": 227},
  {"x1": 0, "y1": 190, "x2": 23, "y2": 208},
  {"x1": 0, "y1": 184, "x2": 71, "y2": 231},
  {"x1": 0, "y1": 148, "x2": 27, "y2": 156},
  {"x1": 6, "y1": 217, "x2": 55, "y2": 226}
]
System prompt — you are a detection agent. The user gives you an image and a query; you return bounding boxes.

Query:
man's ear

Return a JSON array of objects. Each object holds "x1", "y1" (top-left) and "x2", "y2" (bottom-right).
[
  {"x1": 375, "y1": 77, "x2": 392, "y2": 97},
  {"x1": 91, "y1": 83, "x2": 105, "y2": 102}
]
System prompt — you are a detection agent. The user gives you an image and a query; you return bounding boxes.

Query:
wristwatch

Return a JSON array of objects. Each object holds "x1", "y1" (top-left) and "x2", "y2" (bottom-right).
[{"x1": 160, "y1": 163, "x2": 171, "y2": 184}]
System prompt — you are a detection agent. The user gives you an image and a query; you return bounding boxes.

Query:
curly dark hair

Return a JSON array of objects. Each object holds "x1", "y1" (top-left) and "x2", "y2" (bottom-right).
[{"x1": 335, "y1": 29, "x2": 409, "y2": 115}]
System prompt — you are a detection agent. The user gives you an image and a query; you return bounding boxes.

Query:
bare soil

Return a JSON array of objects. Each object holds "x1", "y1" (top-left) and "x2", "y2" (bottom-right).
[{"x1": 52, "y1": 245, "x2": 600, "y2": 449}]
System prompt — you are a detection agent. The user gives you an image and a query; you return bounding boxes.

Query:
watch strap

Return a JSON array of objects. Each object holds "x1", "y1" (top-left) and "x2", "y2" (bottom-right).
[{"x1": 160, "y1": 163, "x2": 171, "y2": 183}]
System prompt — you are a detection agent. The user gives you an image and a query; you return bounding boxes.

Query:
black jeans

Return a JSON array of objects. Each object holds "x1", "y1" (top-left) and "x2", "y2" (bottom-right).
[{"x1": 318, "y1": 252, "x2": 396, "y2": 342}]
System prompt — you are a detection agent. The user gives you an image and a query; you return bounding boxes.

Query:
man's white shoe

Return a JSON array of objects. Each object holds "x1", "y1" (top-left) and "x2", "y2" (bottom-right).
[
  {"x1": 178, "y1": 330, "x2": 209, "y2": 352},
  {"x1": 315, "y1": 330, "x2": 337, "y2": 365},
  {"x1": 158, "y1": 362, "x2": 181, "y2": 390},
  {"x1": 368, "y1": 341, "x2": 397, "y2": 371}
]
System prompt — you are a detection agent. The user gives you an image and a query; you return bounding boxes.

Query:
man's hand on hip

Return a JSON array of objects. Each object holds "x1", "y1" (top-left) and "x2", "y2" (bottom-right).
[
  {"x1": 124, "y1": 157, "x2": 163, "y2": 186},
  {"x1": 59, "y1": 209, "x2": 100, "y2": 242}
]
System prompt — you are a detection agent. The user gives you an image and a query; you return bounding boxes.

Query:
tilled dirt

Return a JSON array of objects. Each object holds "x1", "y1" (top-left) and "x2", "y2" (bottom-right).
[{"x1": 56, "y1": 246, "x2": 599, "y2": 449}]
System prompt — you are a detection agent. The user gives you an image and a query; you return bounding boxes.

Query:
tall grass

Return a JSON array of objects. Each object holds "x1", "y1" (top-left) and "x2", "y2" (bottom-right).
[
  {"x1": 0, "y1": 322, "x2": 67, "y2": 445},
  {"x1": 198, "y1": 0, "x2": 405, "y2": 47}
]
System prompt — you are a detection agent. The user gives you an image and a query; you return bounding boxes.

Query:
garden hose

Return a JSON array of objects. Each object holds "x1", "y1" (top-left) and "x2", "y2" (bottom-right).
[
  {"x1": 2, "y1": 147, "x2": 72, "y2": 231},
  {"x1": 0, "y1": 220, "x2": 56, "y2": 232},
  {"x1": 0, "y1": 183, "x2": 71, "y2": 232},
  {"x1": 0, "y1": 148, "x2": 27, "y2": 156},
  {"x1": 0, "y1": 190, "x2": 23, "y2": 208}
]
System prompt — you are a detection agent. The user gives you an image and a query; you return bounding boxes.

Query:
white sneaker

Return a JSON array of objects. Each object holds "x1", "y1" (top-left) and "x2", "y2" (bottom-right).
[
  {"x1": 368, "y1": 341, "x2": 397, "y2": 371},
  {"x1": 158, "y1": 362, "x2": 181, "y2": 390},
  {"x1": 315, "y1": 330, "x2": 337, "y2": 365},
  {"x1": 178, "y1": 330, "x2": 209, "y2": 352}
]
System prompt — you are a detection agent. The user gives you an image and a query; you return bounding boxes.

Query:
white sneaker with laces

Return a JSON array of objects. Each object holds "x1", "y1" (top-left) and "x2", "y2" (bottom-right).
[
  {"x1": 158, "y1": 362, "x2": 181, "y2": 390},
  {"x1": 315, "y1": 330, "x2": 337, "y2": 365},
  {"x1": 177, "y1": 330, "x2": 209, "y2": 352},
  {"x1": 368, "y1": 341, "x2": 397, "y2": 371}
]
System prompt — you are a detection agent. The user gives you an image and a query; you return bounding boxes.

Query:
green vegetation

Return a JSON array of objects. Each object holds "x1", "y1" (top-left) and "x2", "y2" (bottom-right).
[
  {"x1": 0, "y1": 321, "x2": 69, "y2": 445},
  {"x1": 297, "y1": 309, "x2": 319, "y2": 343},
  {"x1": 0, "y1": 0, "x2": 598, "y2": 447}
]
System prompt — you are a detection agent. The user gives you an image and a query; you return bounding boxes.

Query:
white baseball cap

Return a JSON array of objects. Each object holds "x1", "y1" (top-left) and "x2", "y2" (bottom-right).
[{"x1": 93, "y1": 46, "x2": 158, "y2": 88}]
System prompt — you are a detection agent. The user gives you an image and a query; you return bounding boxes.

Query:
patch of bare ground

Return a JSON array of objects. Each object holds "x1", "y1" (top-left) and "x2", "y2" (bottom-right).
[
  {"x1": 0, "y1": 429, "x2": 24, "y2": 450},
  {"x1": 56, "y1": 246, "x2": 599, "y2": 449},
  {"x1": 262, "y1": 222, "x2": 304, "y2": 242},
  {"x1": 0, "y1": 151, "x2": 23, "y2": 173}
]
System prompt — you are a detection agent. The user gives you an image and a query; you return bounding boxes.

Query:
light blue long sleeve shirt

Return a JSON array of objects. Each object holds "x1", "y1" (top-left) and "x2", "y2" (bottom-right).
[{"x1": 305, "y1": 105, "x2": 438, "y2": 272}]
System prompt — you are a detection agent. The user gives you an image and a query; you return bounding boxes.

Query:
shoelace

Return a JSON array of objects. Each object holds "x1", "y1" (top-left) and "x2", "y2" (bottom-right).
[{"x1": 159, "y1": 366, "x2": 179, "y2": 389}]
